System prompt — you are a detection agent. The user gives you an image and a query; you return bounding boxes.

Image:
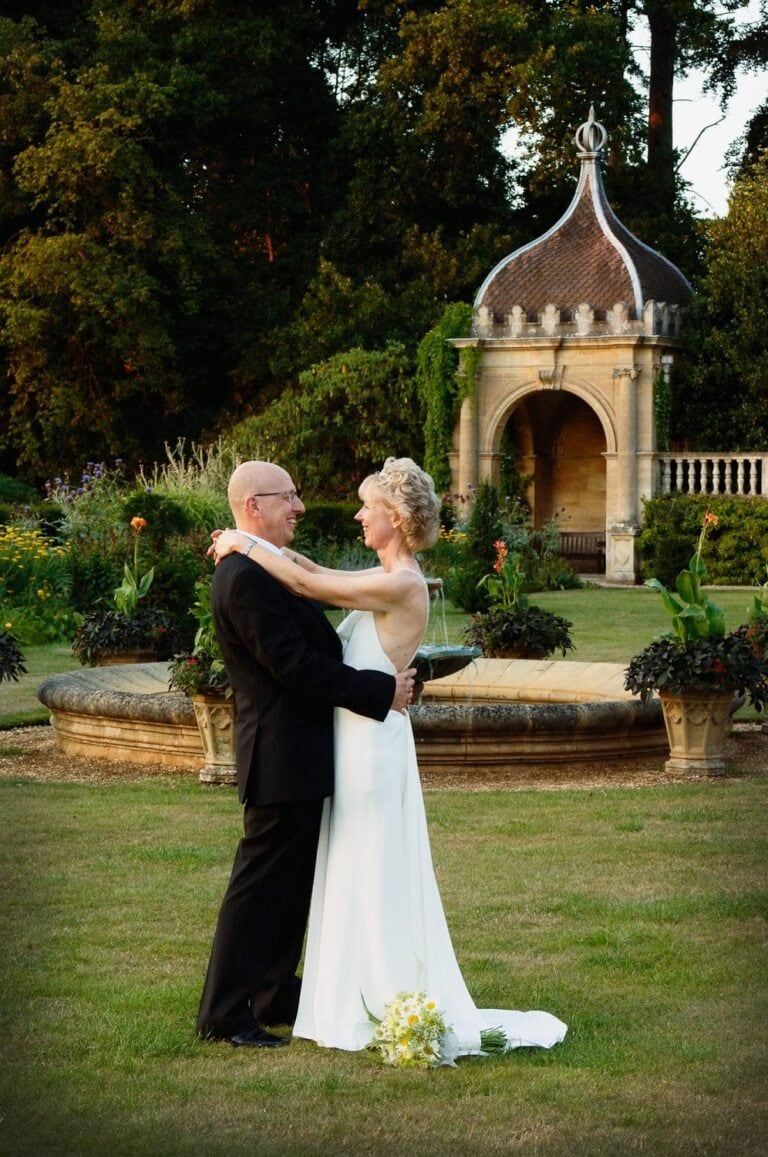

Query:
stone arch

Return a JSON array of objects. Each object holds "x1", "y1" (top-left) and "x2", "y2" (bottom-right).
[
  {"x1": 482, "y1": 382, "x2": 613, "y2": 533},
  {"x1": 483, "y1": 381, "x2": 617, "y2": 457}
]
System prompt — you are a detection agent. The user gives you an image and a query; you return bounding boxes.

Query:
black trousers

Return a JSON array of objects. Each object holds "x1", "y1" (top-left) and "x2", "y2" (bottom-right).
[{"x1": 196, "y1": 796, "x2": 324, "y2": 1039}]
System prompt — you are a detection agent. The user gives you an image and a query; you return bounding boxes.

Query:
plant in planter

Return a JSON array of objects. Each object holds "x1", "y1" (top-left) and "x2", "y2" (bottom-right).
[
  {"x1": 72, "y1": 605, "x2": 176, "y2": 665},
  {"x1": 0, "y1": 627, "x2": 26, "y2": 684},
  {"x1": 72, "y1": 516, "x2": 176, "y2": 664},
  {"x1": 462, "y1": 540, "x2": 574, "y2": 659},
  {"x1": 169, "y1": 576, "x2": 234, "y2": 785},
  {"x1": 168, "y1": 576, "x2": 229, "y2": 697},
  {"x1": 625, "y1": 512, "x2": 768, "y2": 773}
]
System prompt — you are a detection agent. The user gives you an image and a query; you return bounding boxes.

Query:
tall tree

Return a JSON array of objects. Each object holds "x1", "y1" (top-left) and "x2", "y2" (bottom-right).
[
  {"x1": 719, "y1": 1, "x2": 768, "y2": 178},
  {"x1": 678, "y1": 151, "x2": 768, "y2": 450},
  {"x1": 640, "y1": 0, "x2": 746, "y2": 221},
  {"x1": 0, "y1": 1, "x2": 342, "y2": 478}
]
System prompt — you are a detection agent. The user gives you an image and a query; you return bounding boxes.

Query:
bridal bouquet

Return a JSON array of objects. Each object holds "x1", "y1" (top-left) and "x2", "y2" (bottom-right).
[{"x1": 366, "y1": 991, "x2": 458, "y2": 1069}]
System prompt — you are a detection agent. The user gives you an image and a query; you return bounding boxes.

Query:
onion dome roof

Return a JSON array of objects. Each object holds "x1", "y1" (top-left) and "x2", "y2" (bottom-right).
[{"x1": 475, "y1": 108, "x2": 692, "y2": 322}]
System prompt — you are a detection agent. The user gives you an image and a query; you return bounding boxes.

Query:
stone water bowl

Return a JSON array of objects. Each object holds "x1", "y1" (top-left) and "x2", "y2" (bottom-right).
[
  {"x1": 38, "y1": 655, "x2": 667, "y2": 777},
  {"x1": 411, "y1": 643, "x2": 482, "y2": 700}
]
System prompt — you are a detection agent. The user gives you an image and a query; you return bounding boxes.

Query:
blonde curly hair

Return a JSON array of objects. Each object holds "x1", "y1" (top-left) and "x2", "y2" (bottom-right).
[{"x1": 359, "y1": 457, "x2": 441, "y2": 552}]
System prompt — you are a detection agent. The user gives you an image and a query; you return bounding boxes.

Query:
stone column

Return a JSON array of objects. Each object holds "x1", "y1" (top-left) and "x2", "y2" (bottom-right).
[
  {"x1": 613, "y1": 367, "x2": 638, "y2": 523},
  {"x1": 458, "y1": 393, "x2": 478, "y2": 500},
  {"x1": 607, "y1": 367, "x2": 640, "y2": 582}
]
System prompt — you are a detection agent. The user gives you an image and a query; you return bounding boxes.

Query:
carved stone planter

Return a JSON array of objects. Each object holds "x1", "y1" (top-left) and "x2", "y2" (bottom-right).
[
  {"x1": 191, "y1": 693, "x2": 237, "y2": 786},
  {"x1": 659, "y1": 690, "x2": 734, "y2": 775}
]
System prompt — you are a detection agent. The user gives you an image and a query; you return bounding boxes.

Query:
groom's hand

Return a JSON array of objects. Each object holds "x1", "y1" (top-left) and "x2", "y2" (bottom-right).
[{"x1": 392, "y1": 667, "x2": 417, "y2": 714}]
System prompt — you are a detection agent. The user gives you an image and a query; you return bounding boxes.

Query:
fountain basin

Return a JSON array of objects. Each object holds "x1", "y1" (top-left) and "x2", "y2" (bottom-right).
[
  {"x1": 412, "y1": 658, "x2": 665, "y2": 769},
  {"x1": 38, "y1": 658, "x2": 666, "y2": 774}
]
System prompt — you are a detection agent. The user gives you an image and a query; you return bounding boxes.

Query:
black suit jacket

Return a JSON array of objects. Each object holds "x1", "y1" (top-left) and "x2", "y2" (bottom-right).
[{"x1": 211, "y1": 552, "x2": 395, "y2": 804}]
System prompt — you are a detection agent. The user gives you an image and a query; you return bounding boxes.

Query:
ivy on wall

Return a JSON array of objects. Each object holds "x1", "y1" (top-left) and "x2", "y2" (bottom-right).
[
  {"x1": 653, "y1": 371, "x2": 672, "y2": 453},
  {"x1": 415, "y1": 302, "x2": 474, "y2": 491}
]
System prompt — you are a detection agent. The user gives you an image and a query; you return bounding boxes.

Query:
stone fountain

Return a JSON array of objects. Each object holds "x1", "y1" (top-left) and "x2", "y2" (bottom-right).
[
  {"x1": 36, "y1": 575, "x2": 666, "y2": 778},
  {"x1": 37, "y1": 652, "x2": 666, "y2": 779}
]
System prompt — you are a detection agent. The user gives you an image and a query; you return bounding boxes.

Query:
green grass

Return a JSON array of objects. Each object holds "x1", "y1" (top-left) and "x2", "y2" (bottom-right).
[
  {"x1": 0, "y1": 775, "x2": 765, "y2": 1154},
  {"x1": 531, "y1": 586, "x2": 756, "y2": 663},
  {"x1": 425, "y1": 585, "x2": 756, "y2": 662},
  {"x1": 0, "y1": 642, "x2": 80, "y2": 728}
]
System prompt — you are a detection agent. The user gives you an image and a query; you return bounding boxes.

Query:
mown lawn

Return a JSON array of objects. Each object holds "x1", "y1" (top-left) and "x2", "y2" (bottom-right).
[{"x1": 1, "y1": 773, "x2": 766, "y2": 1155}]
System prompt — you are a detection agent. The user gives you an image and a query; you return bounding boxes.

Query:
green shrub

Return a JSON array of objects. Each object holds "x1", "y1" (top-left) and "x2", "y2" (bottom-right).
[
  {"x1": 464, "y1": 481, "x2": 504, "y2": 567},
  {"x1": 506, "y1": 519, "x2": 582, "y2": 592},
  {"x1": 443, "y1": 557, "x2": 492, "y2": 614},
  {"x1": 442, "y1": 487, "x2": 580, "y2": 612},
  {"x1": 639, "y1": 494, "x2": 768, "y2": 586},
  {"x1": 67, "y1": 551, "x2": 122, "y2": 613},
  {"x1": 0, "y1": 474, "x2": 37, "y2": 506},
  {"x1": 150, "y1": 549, "x2": 207, "y2": 648},
  {"x1": 139, "y1": 439, "x2": 236, "y2": 529},
  {"x1": 294, "y1": 503, "x2": 361, "y2": 551},
  {"x1": 117, "y1": 490, "x2": 192, "y2": 543},
  {"x1": 36, "y1": 454, "x2": 220, "y2": 624}
]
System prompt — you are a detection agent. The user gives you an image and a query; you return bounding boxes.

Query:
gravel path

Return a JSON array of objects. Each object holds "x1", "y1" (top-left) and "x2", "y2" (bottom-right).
[{"x1": 1, "y1": 723, "x2": 765, "y2": 792}]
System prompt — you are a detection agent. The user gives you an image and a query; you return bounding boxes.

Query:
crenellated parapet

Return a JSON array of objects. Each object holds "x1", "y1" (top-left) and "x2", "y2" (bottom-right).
[{"x1": 472, "y1": 299, "x2": 683, "y2": 341}]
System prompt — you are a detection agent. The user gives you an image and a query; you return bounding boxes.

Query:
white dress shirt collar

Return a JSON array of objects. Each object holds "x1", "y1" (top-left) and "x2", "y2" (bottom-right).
[{"x1": 240, "y1": 532, "x2": 284, "y2": 557}]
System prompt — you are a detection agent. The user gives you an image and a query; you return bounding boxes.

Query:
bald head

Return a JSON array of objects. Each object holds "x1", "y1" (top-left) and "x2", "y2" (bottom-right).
[{"x1": 227, "y1": 460, "x2": 305, "y2": 547}]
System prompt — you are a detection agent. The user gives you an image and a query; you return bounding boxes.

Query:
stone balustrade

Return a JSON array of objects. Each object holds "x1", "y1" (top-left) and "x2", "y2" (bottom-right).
[{"x1": 656, "y1": 454, "x2": 767, "y2": 497}]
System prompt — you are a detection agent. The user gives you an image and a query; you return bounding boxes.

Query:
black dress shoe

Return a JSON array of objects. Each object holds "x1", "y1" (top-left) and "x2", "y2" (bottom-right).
[{"x1": 230, "y1": 1027, "x2": 288, "y2": 1048}]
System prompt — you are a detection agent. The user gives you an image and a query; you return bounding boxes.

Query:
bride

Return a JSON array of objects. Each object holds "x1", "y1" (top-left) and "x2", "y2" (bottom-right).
[{"x1": 214, "y1": 457, "x2": 566, "y2": 1059}]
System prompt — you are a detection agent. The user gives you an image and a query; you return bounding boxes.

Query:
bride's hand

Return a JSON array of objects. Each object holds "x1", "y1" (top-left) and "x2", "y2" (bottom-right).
[
  {"x1": 206, "y1": 529, "x2": 223, "y2": 560},
  {"x1": 210, "y1": 528, "x2": 245, "y2": 564}
]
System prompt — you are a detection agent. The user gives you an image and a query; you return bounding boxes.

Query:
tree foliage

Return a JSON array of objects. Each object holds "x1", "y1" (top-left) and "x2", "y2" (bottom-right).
[
  {"x1": 0, "y1": 1, "x2": 761, "y2": 490},
  {"x1": 0, "y1": 1, "x2": 340, "y2": 476},
  {"x1": 227, "y1": 343, "x2": 423, "y2": 499},
  {"x1": 678, "y1": 152, "x2": 768, "y2": 450}
]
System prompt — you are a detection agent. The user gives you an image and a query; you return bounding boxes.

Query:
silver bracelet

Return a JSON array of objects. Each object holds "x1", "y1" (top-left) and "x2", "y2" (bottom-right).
[{"x1": 242, "y1": 539, "x2": 256, "y2": 558}]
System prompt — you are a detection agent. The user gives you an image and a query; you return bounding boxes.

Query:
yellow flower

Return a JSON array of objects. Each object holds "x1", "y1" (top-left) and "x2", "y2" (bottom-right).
[
  {"x1": 37, "y1": 589, "x2": 46, "y2": 599},
  {"x1": 130, "y1": 516, "x2": 147, "y2": 532},
  {"x1": 4, "y1": 622, "x2": 12, "y2": 630}
]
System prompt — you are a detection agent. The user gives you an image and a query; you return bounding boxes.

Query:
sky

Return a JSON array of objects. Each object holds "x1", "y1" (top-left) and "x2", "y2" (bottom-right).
[
  {"x1": 501, "y1": 3, "x2": 766, "y2": 219},
  {"x1": 645, "y1": 1, "x2": 767, "y2": 217},
  {"x1": 673, "y1": 67, "x2": 766, "y2": 217}
]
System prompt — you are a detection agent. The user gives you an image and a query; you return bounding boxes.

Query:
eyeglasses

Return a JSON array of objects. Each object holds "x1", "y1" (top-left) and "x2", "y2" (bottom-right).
[{"x1": 251, "y1": 489, "x2": 301, "y2": 503}]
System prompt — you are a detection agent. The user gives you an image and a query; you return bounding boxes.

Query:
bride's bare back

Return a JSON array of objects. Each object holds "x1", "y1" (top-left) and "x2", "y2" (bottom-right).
[{"x1": 370, "y1": 567, "x2": 429, "y2": 673}]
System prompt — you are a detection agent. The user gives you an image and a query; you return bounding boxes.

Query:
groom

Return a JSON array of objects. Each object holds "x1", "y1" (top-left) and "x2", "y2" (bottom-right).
[{"x1": 196, "y1": 460, "x2": 414, "y2": 1047}]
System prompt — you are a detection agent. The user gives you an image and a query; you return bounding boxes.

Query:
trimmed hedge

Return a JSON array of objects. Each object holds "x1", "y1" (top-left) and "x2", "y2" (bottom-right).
[
  {"x1": 293, "y1": 503, "x2": 361, "y2": 551},
  {"x1": 639, "y1": 494, "x2": 768, "y2": 586}
]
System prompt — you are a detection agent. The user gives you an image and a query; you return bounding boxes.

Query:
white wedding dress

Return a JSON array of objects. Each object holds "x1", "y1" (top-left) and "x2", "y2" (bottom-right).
[{"x1": 292, "y1": 609, "x2": 567, "y2": 1056}]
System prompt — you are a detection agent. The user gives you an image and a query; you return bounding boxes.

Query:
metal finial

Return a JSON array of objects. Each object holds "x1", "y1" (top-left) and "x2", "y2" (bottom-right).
[{"x1": 574, "y1": 106, "x2": 608, "y2": 157}]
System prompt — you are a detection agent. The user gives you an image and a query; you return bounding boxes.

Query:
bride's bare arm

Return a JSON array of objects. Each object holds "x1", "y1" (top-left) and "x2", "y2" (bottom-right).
[
  {"x1": 209, "y1": 530, "x2": 381, "y2": 578},
  {"x1": 214, "y1": 529, "x2": 416, "y2": 612},
  {"x1": 282, "y1": 546, "x2": 381, "y2": 578}
]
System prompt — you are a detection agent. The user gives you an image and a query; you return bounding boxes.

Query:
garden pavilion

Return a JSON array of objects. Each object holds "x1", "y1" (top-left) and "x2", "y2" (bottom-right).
[{"x1": 449, "y1": 108, "x2": 764, "y2": 583}]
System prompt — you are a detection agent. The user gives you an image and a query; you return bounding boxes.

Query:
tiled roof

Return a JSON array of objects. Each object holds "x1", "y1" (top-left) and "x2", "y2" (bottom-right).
[{"x1": 476, "y1": 118, "x2": 692, "y2": 322}]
